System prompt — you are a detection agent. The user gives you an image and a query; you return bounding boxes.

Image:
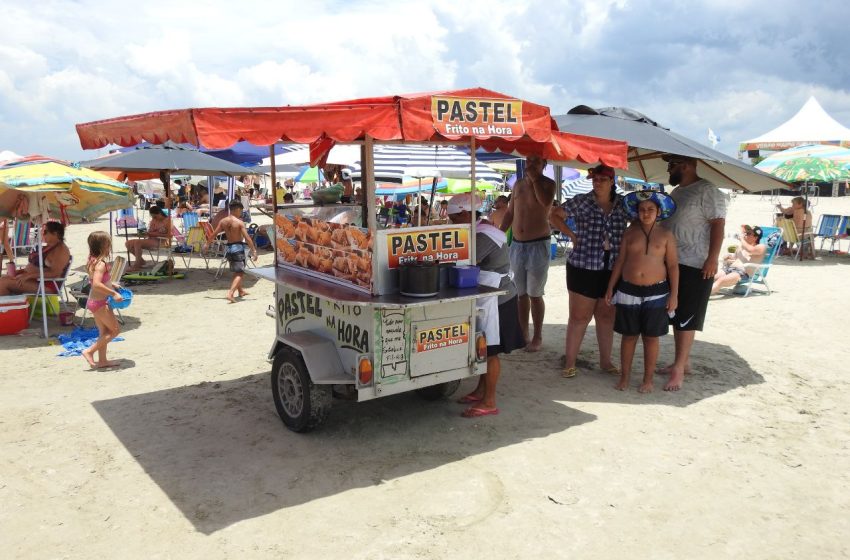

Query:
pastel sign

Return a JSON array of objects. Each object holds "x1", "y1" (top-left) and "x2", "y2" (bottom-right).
[
  {"x1": 385, "y1": 227, "x2": 469, "y2": 269},
  {"x1": 416, "y1": 322, "x2": 469, "y2": 352},
  {"x1": 431, "y1": 96, "x2": 524, "y2": 138}
]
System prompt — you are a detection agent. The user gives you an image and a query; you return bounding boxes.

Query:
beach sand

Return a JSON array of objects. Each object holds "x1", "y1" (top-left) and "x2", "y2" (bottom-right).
[{"x1": 1, "y1": 193, "x2": 848, "y2": 559}]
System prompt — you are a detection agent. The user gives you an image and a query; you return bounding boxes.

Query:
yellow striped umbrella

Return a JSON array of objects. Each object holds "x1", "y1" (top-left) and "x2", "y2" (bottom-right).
[{"x1": 0, "y1": 156, "x2": 133, "y2": 223}]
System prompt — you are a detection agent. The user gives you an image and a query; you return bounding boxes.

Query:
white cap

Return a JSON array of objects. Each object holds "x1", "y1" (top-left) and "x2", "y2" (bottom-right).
[
  {"x1": 341, "y1": 169, "x2": 352, "y2": 180},
  {"x1": 446, "y1": 193, "x2": 483, "y2": 215}
]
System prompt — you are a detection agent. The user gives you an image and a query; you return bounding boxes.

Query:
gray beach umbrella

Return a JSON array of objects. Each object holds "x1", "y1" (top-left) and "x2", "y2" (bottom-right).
[
  {"x1": 80, "y1": 141, "x2": 249, "y2": 183},
  {"x1": 554, "y1": 106, "x2": 790, "y2": 192}
]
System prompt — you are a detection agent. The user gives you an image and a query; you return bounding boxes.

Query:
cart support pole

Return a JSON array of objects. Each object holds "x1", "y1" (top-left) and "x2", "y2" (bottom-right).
[
  {"x1": 269, "y1": 145, "x2": 278, "y2": 212},
  {"x1": 470, "y1": 137, "x2": 476, "y2": 265},
  {"x1": 363, "y1": 136, "x2": 376, "y2": 232}
]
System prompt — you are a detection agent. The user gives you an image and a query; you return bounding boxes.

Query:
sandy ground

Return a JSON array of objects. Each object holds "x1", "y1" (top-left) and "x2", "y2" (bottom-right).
[{"x1": 1, "y1": 193, "x2": 849, "y2": 559}]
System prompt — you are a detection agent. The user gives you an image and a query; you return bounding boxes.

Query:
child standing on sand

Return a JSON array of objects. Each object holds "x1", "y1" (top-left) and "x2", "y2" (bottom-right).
[
  {"x1": 209, "y1": 199, "x2": 257, "y2": 303},
  {"x1": 605, "y1": 191, "x2": 678, "y2": 393},
  {"x1": 82, "y1": 231, "x2": 123, "y2": 369}
]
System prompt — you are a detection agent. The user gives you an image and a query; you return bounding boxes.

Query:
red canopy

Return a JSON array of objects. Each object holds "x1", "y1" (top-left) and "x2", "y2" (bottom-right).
[{"x1": 76, "y1": 88, "x2": 627, "y2": 169}]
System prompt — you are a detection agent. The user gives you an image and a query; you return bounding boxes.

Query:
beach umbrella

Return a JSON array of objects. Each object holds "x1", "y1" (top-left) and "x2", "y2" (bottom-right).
[
  {"x1": 442, "y1": 178, "x2": 500, "y2": 194},
  {"x1": 349, "y1": 144, "x2": 503, "y2": 184},
  {"x1": 79, "y1": 141, "x2": 249, "y2": 197},
  {"x1": 755, "y1": 144, "x2": 850, "y2": 182},
  {"x1": 555, "y1": 106, "x2": 790, "y2": 192},
  {"x1": 375, "y1": 176, "x2": 448, "y2": 196},
  {"x1": 0, "y1": 155, "x2": 133, "y2": 337},
  {"x1": 294, "y1": 166, "x2": 324, "y2": 183},
  {"x1": 506, "y1": 164, "x2": 580, "y2": 188}
]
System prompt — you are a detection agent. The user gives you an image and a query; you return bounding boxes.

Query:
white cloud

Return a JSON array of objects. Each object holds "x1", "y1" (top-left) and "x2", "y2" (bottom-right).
[{"x1": 0, "y1": 0, "x2": 848, "y2": 161}]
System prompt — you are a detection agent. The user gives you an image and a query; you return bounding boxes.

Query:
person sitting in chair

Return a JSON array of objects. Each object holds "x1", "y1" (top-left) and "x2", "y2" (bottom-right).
[
  {"x1": 126, "y1": 206, "x2": 171, "y2": 271},
  {"x1": 711, "y1": 225, "x2": 766, "y2": 294},
  {"x1": 0, "y1": 221, "x2": 71, "y2": 295}
]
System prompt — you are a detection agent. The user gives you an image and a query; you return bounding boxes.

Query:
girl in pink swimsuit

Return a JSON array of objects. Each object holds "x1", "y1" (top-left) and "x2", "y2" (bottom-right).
[{"x1": 82, "y1": 231, "x2": 123, "y2": 369}]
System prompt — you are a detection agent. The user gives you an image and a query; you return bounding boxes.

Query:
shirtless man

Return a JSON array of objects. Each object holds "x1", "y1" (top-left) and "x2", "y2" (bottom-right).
[
  {"x1": 210, "y1": 200, "x2": 257, "y2": 303},
  {"x1": 605, "y1": 191, "x2": 678, "y2": 393},
  {"x1": 501, "y1": 156, "x2": 556, "y2": 352}
]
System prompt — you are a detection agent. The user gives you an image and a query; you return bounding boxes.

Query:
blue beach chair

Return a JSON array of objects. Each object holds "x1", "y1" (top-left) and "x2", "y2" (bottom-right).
[{"x1": 728, "y1": 226, "x2": 782, "y2": 297}]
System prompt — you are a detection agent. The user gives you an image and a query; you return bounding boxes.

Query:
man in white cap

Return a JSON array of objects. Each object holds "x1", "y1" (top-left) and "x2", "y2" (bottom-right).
[
  {"x1": 446, "y1": 193, "x2": 526, "y2": 417},
  {"x1": 340, "y1": 169, "x2": 354, "y2": 203}
]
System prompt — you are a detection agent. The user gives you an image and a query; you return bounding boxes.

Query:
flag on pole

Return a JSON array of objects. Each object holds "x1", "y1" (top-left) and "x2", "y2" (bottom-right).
[{"x1": 708, "y1": 128, "x2": 720, "y2": 148}]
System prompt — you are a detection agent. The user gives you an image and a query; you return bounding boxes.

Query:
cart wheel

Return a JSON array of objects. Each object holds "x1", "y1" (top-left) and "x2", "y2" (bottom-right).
[
  {"x1": 271, "y1": 349, "x2": 331, "y2": 432},
  {"x1": 415, "y1": 380, "x2": 462, "y2": 401}
]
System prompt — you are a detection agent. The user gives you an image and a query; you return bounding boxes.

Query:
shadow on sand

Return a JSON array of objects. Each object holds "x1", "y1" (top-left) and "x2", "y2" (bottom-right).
[
  {"x1": 92, "y1": 370, "x2": 594, "y2": 534},
  {"x1": 504, "y1": 323, "x2": 765, "y2": 408}
]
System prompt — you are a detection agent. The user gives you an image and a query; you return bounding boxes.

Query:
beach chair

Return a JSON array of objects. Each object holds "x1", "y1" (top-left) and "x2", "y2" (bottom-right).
[
  {"x1": 832, "y1": 216, "x2": 850, "y2": 253},
  {"x1": 25, "y1": 256, "x2": 73, "y2": 320},
  {"x1": 727, "y1": 226, "x2": 782, "y2": 297},
  {"x1": 12, "y1": 219, "x2": 36, "y2": 257},
  {"x1": 778, "y1": 217, "x2": 814, "y2": 260},
  {"x1": 73, "y1": 256, "x2": 128, "y2": 326},
  {"x1": 813, "y1": 214, "x2": 841, "y2": 252},
  {"x1": 180, "y1": 211, "x2": 200, "y2": 235}
]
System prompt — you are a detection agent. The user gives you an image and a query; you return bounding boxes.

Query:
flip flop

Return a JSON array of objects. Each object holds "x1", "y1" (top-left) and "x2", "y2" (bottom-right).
[
  {"x1": 561, "y1": 367, "x2": 578, "y2": 378},
  {"x1": 461, "y1": 406, "x2": 499, "y2": 418},
  {"x1": 457, "y1": 394, "x2": 482, "y2": 404},
  {"x1": 601, "y1": 366, "x2": 620, "y2": 375}
]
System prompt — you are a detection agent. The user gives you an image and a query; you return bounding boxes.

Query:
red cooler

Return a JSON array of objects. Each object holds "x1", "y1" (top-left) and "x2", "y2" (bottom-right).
[{"x1": 0, "y1": 295, "x2": 29, "y2": 335}]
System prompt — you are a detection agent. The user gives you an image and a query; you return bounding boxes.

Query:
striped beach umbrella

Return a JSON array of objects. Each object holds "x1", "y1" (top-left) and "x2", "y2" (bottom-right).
[{"x1": 350, "y1": 145, "x2": 503, "y2": 184}]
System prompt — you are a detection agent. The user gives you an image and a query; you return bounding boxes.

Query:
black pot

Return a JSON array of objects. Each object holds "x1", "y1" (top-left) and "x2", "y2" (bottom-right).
[{"x1": 399, "y1": 261, "x2": 439, "y2": 297}]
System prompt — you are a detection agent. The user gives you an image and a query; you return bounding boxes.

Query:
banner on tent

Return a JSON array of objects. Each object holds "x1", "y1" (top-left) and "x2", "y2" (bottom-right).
[{"x1": 431, "y1": 96, "x2": 524, "y2": 138}]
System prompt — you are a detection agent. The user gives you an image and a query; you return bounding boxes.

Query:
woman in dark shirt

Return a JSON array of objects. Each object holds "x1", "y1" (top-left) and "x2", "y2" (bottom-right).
[{"x1": 549, "y1": 165, "x2": 628, "y2": 378}]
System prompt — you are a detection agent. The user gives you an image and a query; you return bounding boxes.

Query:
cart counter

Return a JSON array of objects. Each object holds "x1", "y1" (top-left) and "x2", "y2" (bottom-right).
[{"x1": 249, "y1": 266, "x2": 505, "y2": 308}]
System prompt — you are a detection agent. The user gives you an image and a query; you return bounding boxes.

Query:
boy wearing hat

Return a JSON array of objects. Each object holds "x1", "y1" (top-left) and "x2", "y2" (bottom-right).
[{"x1": 605, "y1": 191, "x2": 679, "y2": 393}]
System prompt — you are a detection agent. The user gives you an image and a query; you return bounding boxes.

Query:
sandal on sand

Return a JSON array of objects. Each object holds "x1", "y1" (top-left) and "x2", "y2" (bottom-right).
[
  {"x1": 562, "y1": 367, "x2": 578, "y2": 378},
  {"x1": 462, "y1": 406, "x2": 499, "y2": 418},
  {"x1": 457, "y1": 394, "x2": 482, "y2": 404},
  {"x1": 602, "y1": 366, "x2": 620, "y2": 375}
]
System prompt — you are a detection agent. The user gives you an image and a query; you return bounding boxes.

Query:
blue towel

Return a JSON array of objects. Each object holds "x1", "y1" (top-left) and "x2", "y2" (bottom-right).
[{"x1": 57, "y1": 326, "x2": 124, "y2": 357}]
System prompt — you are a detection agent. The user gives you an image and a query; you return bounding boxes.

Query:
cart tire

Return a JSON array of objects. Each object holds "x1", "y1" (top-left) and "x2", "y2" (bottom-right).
[
  {"x1": 415, "y1": 380, "x2": 462, "y2": 401},
  {"x1": 271, "y1": 348, "x2": 331, "y2": 432}
]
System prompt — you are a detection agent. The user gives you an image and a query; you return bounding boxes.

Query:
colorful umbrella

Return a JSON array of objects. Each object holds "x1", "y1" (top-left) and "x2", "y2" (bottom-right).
[
  {"x1": 755, "y1": 144, "x2": 850, "y2": 183},
  {"x1": 0, "y1": 156, "x2": 133, "y2": 222},
  {"x1": 442, "y1": 178, "x2": 500, "y2": 194},
  {"x1": 294, "y1": 165, "x2": 324, "y2": 183},
  {"x1": 0, "y1": 155, "x2": 133, "y2": 337}
]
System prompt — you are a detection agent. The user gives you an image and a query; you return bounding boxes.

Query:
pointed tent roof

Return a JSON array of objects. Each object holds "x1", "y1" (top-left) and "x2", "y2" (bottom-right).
[{"x1": 740, "y1": 97, "x2": 850, "y2": 152}]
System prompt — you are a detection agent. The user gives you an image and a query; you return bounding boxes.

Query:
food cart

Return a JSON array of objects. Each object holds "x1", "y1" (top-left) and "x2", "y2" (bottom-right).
[{"x1": 76, "y1": 88, "x2": 627, "y2": 431}]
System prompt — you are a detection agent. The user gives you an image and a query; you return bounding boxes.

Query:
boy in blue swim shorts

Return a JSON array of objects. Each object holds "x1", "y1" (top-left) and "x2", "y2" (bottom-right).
[{"x1": 605, "y1": 191, "x2": 679, "y2": 393}]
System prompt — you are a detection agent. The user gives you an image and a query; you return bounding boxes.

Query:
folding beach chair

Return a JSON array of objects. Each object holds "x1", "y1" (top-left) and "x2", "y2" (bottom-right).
[
  {"x1": 12, "y1": 219, "x2": 36, "y2": 257},
  {"x1": 833, "y1": 216, "x2": 850, "y2": 253},
  {"x1": 25, "y1": 256, "x2": 74, "y2": 320},
  {"x1": 778, "y1": 217, "x2": 814, "y2": 260},
  {"x1": 180, "y1": 211, "x2": 200, "y2": 235},
  {"x1": 726, "y1": 227, "x2": 782, "y2": 297},
  {"x1": 813, "y1": 214, "x2": 841, "y2": 252}
]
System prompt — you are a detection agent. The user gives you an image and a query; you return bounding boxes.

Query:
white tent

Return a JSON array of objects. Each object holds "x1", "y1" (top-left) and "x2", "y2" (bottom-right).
[{"x1": 740, "y1": 97, "x2": 850, "y2": 155}]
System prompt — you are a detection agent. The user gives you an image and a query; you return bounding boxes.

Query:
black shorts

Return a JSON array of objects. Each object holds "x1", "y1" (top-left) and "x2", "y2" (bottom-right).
[
  {"x1": 226, "y1": 243, "x2": 247, "y2": 273},
  {"x1": 613, "y1": 280, "x2": 670, "y2": 337},
  {"x1": 671, "y1": 264, "x2": 712, "y2": 331},
  {"x1": 566, "y1": 263, "x2": 611, "y2": 300},
  {"x1": 487, "y1": 296, "x2": 527, "y2": 357}
]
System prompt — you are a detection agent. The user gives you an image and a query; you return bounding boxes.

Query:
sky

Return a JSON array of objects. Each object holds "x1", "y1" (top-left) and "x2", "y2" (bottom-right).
[{"x1": 1, "y1": 0, "x2": 849, "y2": 162}]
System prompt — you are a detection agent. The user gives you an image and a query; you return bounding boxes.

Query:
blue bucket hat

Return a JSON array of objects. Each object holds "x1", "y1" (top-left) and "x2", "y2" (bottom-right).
[{"x1": 623, "y1": 190, "x2": 676, "y2": 221}]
